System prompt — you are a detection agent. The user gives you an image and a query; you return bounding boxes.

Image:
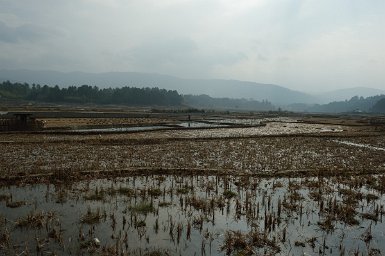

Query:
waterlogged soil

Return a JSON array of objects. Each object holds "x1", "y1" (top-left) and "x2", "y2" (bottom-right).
[
  {"x1": 1, "y1": 133, "x2": 384, "y2": 178},
  {"x1": 1, "y1": 115, "x2": 385, "y2": 255},
  {"x1": 0, "y1": 174, "x2": 385, "y2": 255},
  {"x1": 2, "y1": 121, "x2": 383, "y2": 178}
]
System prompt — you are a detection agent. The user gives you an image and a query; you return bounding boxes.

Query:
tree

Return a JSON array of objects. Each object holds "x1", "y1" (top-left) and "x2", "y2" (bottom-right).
[
  {"x1": 0, "y1": 81, "x2": 184, "y2": 106},
  {"x1": 371, "y1": 98, "x2": 385, "y2": 113}
]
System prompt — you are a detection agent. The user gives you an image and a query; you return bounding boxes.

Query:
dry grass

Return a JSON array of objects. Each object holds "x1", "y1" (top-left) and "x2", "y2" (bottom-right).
[{"x1": 1, "y1": 134, "x2": 384, "y2": 180}]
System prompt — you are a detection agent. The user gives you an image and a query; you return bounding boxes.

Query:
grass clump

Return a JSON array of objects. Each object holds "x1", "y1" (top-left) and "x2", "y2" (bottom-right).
[
  {"x1": 115, "y1": 187, "x2": 134, "y2": 196},
  {"x1": 6, "y1": 200, "x2": 25, "y2": 208},
  {"x1": 187, "y1": 196, "x2": 208, "y2": 211},
  {"x1": 317, "y1": 216, "x2": 335, "y2": 232},
  {"x1": 16, "y1": 211, "x2": 56, "y2": 229},
  {"x1": 0, "y1": 194, "x2": 11, "y2": 202},
  {"x1": 0, "y1": 228, "x2": 10, "y2": 249},
  {"x1": 361, "y1": 212, "x2": 378, "y2": 222},
  {"x1": 336, "y1": 205, "x2": 359, "y2": 225},
  {"x1": 223, "y1": 190, "x2": 237, "y2": 199},
  {"x1": 81, "y1": 207, "x2": 105, "y2": 224},
  {"x1": 176, "y1": 187, "x2": 192, "y2": 194},
  {"x1": 135, "y1": 220, "x2": 146, "y2": 228},
  {"x1": 147, "y1": 188, "x2": 162, "y2": 197},
  {"x1": 221, "y1": 230, "x2": 280, "y2": 255},
  {"x1": 0, "y1": 214, "x2": 5, "y2": 228},
  {"x1": 158, "y1": 201, "x2": 172, "y2": 207},
  {"x1": 84, "y1": 187, "x2": 105, "y2": 201},
  {"x1": 130, "y1": 202, "x2": 155, "y2": 215}
]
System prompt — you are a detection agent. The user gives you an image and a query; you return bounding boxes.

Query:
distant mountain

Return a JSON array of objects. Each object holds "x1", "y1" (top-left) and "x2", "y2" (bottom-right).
[
  {"x1": 316, "y1": 87, "x2": 385, "y2": 103},
  {"x1": 0, "y1": 69, "x2": 317, "y2": 105}
]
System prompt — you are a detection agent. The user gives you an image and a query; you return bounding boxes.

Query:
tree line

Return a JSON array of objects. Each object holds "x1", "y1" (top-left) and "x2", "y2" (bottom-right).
[
  {"x1": 307, "y1": 95, "x2": 385, "y2": 113},
  {"x1": 0, "y1": 81, "x2": 183, "y2": 106}
]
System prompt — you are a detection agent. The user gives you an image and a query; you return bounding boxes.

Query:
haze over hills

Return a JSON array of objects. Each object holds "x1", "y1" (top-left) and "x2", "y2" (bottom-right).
[
  {"x1": 0, "y1": 69, "x2": 384, "y2": 106},
  {"x1": 0, "y1": 69, "x2": 316, "y2": 105},
  {"x1": 316, "y1": 87, "x2": 385, "y2": 103}
]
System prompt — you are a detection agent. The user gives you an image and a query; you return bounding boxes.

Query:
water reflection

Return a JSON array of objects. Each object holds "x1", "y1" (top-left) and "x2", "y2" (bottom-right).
[{"x1": 0, "y1": 174, "x2": 384, "y2": 255}]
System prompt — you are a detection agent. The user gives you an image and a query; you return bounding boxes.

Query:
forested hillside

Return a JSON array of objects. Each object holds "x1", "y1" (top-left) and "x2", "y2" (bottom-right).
[
  {"x1": 0, "y1": 81, "x2": 183, "y2": 106},
  {"x1": 307, "y1": 95, "x2": 385, "y2": 113},
  {"x1": 0, "y1": 69, "x2": 317, "y2": 105}
]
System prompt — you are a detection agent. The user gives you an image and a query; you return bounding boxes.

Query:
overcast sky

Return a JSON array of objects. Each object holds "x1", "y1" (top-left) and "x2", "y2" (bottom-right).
[{"x1": 0, "y1": 0, "x2": 384, "y2": 92}]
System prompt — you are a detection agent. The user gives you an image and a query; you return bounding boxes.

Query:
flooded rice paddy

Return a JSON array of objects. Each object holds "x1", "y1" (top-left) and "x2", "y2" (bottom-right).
[
  {"x1": 43, "y1": 117, "x2": 345, "y2": 137},
  {"x1": 1, "y1": 114, "x2": 384, "y2": 255},
  {"x1": 1, "y1": 174, "x2": 385, "y2": 255},
  {"x1": 57, "y1": 118, "x2": 295, "y2": 134}
]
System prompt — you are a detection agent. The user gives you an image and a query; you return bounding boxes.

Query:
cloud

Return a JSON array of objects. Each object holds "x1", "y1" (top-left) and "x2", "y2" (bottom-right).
[
  {"x1": 131, "y1": 37, "x2": 197, "y2": 65},
  {"x1": 122, "y1": 36, "x2": 246, "y2": 77},
  {"x1": 0, "y1": 21, "x2": 59, "y2": 43},
  {"x1": 0, "y1": 0, "x2": 384, "y2": 90}
]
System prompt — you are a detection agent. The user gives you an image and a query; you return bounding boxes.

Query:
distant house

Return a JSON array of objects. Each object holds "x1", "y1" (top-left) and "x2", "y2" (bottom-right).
[{"x1": 0, "y1": 113, "x2": 44, "y2": 131}]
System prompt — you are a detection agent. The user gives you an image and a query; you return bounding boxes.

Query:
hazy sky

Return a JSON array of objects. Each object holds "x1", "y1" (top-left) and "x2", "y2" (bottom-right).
[{"x1": 0, "y1": 0, "x2": 384, "y2": 92}]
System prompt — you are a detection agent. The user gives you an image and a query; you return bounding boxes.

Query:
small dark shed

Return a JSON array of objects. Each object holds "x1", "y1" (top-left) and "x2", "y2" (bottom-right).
[{"x1": 0, "y1": 113, "x2": 44, "y2": 131}]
